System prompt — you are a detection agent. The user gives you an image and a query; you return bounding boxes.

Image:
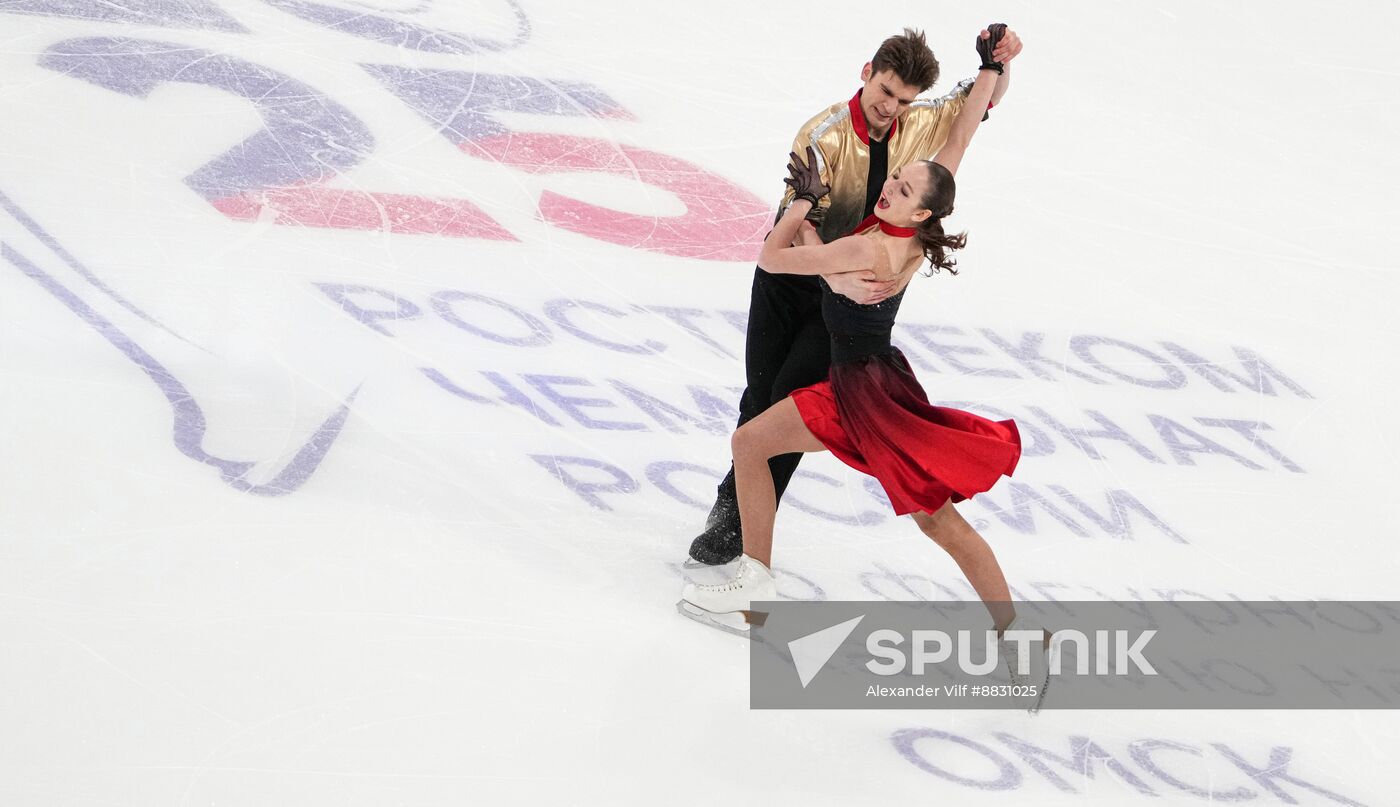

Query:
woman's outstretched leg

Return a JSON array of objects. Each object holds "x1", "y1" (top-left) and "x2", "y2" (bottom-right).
[
  {"x1": 910, "y1": 503, "x2": 1015, "y2": 631},
  {"x1": 912, "y1": 502, "x2": 1054, "y2": 712},
  {"x1": 730, "y1": 396, "x2": 826, "y2": 568},
  {"x1": 678, "y1": 397, "x2": 825, "y2": 631}
]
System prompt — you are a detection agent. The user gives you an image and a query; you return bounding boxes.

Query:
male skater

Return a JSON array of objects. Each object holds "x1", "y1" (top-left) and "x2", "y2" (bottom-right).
[{"x1": 688, "y1": 26, "x2": 1021, "y2": 565}]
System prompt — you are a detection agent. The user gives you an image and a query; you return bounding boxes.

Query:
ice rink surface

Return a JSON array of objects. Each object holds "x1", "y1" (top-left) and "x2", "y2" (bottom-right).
[{"x1": 2, "y1": 1, "x2": 1398, "y2": 804}]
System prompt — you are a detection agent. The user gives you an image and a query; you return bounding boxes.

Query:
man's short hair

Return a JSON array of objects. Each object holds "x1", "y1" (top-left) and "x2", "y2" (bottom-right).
[{"x1": 871, "y1": 28, "x2": 940, "y2": 91}]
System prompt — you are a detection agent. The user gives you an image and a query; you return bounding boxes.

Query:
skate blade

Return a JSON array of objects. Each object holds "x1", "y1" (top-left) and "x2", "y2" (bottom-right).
[
  {"x1": 681, "y1": 556, "x2": 738, "y2": 570},
  {"x1": 1027, "y1": 648, "x2": 1055, "y2": 715},
  {"x1": 675, "y1": 600, "x2": 765, "y2": 637},
  {"x1": 1028, "y1": 679, "x2": 1049, "y2": 715}
]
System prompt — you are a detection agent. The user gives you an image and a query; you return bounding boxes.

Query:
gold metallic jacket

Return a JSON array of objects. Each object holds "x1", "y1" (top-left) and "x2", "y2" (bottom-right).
[{"x1": 780, "y1": 77, "x2": 976, "y2": 242}]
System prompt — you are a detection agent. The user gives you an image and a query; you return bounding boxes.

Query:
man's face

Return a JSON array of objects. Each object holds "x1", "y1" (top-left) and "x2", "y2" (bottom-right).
[{"x1": 859, "y1": 65, "x2": 921, "y2": 137}]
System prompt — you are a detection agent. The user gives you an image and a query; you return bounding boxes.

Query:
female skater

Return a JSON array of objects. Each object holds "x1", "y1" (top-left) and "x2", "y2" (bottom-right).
[{"x1": 678, "y1": 35, "x2": 1051, "y2": 707}]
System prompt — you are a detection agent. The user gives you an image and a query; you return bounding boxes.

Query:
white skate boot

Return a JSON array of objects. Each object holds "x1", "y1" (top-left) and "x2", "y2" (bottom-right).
[
  {"x1": 999, "y1": 617, "x2": 1055, "y2": 714},
  {"x1": 677, "y1": 554, "x2": 777, "y2": 637}
]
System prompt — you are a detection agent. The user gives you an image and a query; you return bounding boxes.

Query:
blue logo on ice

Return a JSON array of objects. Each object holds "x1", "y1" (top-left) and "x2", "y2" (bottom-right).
[{"x1": 788, "y1": 615, "x2": 865, "y2": 688}]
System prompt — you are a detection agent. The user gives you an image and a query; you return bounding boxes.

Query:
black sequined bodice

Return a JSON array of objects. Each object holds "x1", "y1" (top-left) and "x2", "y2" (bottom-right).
[{"x1": 818, "y1": 276, "x2": 906, "y2": 363}]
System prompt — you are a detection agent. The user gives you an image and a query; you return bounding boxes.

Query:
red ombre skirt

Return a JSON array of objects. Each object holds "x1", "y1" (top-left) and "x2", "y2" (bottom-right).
[{"x1": 790, "y1": 349, "x2": 1022, "y2": 515}]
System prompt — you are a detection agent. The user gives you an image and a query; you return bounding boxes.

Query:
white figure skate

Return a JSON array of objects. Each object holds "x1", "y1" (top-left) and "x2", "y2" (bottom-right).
[
  {"x1": 677, "y1": 554, "x2": 776, "y2": 637},
  {"x1": 999, "y1": 616, "x2": 1055, "y2": 714}
]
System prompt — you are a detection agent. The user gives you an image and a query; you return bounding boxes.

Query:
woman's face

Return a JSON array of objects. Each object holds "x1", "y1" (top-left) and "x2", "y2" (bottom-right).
[{"x1": 875, "y1": 162, "x2": 933, "y2": 226}]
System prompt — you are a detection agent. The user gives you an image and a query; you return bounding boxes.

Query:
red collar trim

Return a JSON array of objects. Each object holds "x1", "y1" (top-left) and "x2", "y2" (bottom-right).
[
  {"x1": 854, "y1": 214, "x2": 917, "y2": 238},
  {"x1": 879, "y1": 219, "x2": 917, "y2": 238},
  {"x1": 849, "y1": 88, "x2": 896, "y2": 146}
]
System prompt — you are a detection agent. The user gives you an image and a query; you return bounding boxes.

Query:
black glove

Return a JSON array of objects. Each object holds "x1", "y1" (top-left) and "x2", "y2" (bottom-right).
[
  {"x1": 976, "y1": 23, "x2": 1008, "y2": 74},
  {"x1": 783, "y1": 146, "x2": 830, "y2": 207}
]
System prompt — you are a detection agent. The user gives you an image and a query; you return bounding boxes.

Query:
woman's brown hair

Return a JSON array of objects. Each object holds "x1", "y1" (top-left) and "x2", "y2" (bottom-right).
[{"x1": 914, "y1": 161, "x2": 967, "y2": 275}]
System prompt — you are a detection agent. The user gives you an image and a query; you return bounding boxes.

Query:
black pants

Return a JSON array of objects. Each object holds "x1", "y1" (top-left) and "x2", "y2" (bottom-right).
[{"x1": 717, "y1": 268, "x2": 832, "y2": 504}]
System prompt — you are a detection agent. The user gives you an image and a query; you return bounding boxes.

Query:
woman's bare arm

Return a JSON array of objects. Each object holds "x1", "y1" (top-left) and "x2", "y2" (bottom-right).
[
  {"x1": 758, "y1": 199, "x2": 875, "y2": 276},
  {"x1": 931, "y1": 67, "x2": 999, "y2": 178},
  {"x1": 988, "y1": 27, "x2": 1019, "y2": 109}
]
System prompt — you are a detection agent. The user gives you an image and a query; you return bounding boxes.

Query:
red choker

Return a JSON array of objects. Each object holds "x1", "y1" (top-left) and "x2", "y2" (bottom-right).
[
  {"x1": 878, "y1": 219, "x2": 917, "y2": 238},
  {"x1": 855, "y1": 214, "x2": 917, "y2": 238}
]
